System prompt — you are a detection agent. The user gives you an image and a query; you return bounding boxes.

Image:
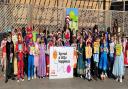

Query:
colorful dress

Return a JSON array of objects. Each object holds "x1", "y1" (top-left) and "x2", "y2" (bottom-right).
[
  {"x1": 34, "y1": 42, "x2": 39, "y2": 67},
  {"x1": 77, "y1": 43, "x2": 85, "y2": 75},
  {"x1": 93, "y1": 41, "x2": 100, "y2": 66},
  {"x1": 124, "y1": 42, "x2": 128, "y2": 66},
  {"x1": 38, "y1": 44, "x2": 46, "y2": 77},
  {"x1": 99, "y1": 43, "x2": 108, "y2": 72},
  {"x1": 113, "y1": 44, "x2": 124, "y2": 76}
]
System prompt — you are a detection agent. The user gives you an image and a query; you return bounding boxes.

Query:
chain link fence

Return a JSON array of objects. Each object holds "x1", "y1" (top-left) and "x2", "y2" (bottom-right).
[{"x1": 0, "y1": 4, "x2": 128, "y2": 35}]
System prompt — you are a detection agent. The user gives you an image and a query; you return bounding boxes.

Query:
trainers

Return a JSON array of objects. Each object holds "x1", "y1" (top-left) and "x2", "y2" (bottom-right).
[
  {"x1": 116, "y1": 78, "x2": 119, "y2": 82},
  {"x1": 22, "y1": 79, "x2": 24, "y2": 81},
  {"x1": 32, "y1": 77, "x2": 34, "y2": 80},
  {"x1": 119, "y1": 78, "x2": 122, "y2": 83},
  {"x1": 34, "y1": 75, "x2": 36, "y2": 79},
  {"x1": 28, "y1": 78, "x2": 30, "y2": 81},
  {"x1": 17, "y1": 80, "x2": 20, "y2": 83}
]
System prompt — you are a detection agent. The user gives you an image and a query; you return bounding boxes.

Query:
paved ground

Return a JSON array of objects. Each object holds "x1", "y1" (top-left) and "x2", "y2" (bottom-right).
[{"x1": 0, "y1": 68, "x2": 128, "y2": 89}]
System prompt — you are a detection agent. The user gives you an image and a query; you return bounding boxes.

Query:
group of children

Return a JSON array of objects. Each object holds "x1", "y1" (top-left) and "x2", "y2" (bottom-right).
[{"x1": 0, "y1": 24, "x2": 128, "y2": 83}]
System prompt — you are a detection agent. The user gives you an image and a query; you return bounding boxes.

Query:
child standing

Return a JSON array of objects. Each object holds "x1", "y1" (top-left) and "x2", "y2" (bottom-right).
[
  {"x1": 108, "y1": 36, "x2": 115, "y2": 78},
  {"x1": 16, "y1": 33, "x2": 25, "y2": 82},
  {"x1": 1, "y1": 35, "x2": 7, "y2": 74},
  {"x1": 38, "y1": 38, "x2": 46, "y2": 78},
  {"x1": 77, "y1": 38, "x2": 85, "y2": 78},
  {"x1": 34, "y1": 37, "x2": 40, "y2": 79},
  {"x1": 93, "y1": 37, "x2": 100, "y2": 80},
  {"x1": 99, "y1": 38, "x2": 108, "y2": 80},
  {"x1": 113, "y1": 37, "x2": 124, "y2": 83},
  {"x1": 71, "y1": 39, "x2": 78, "y2": 77},
  {"x1": 28, "y1": 39, "x2": 35, "y2": 81},
  {"x1": 85, "y1": 42, "x2": 92, "y2": 81}
]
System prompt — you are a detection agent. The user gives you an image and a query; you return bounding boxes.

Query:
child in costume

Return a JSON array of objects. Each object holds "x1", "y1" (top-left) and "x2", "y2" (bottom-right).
[
  {"x1": 85, "y1": 42, "x2": 92, "y2": 81},
  {"x1": 28, "y1": 39, "x2": 35, "y2": 81},
  {"x1": 1, "y1": 35, "x2": 7, "y2": 74},
  {"x1": 93, "y1": 37, "x2": 100, "y2": 80},
  {"x1": 113, "y1": 37, "x2": 124, "y2": 83},
  {"x1": 34, "y1": 37, "x2": 40, "y2": 79},
  {"x1": 108, "y1": 36, "x2": 115, "y2": 78},
  {"x1": 64, "y1": 29, "x2": 70, "y2": 46},
  {"x1": 15, "y1": 33, "x2": 25, "y2": 82},
  {"x1": 122, "y1": 37, "x2": 128, "y2": 66},
  {"x1": 38, "y1": 38, "x2": 46, "y2": 78},
  {"x1": 12, "y1": 29, "x2": 18, "y2": 75},
  {"x1": 77, "y1": 38, "x2": 85, "y2": 78},
  {"x1": 99, "y1": 38, "x2": 108, "y2": 80},
  {"x1": 46, "y1": 38, "x2": 54, "y2": 76},
  {"x1": 71, "y1": 38, "x2": 78, "y2": 77},
  {"x1": 124, "y1": 39, "x2": 128, "y2": 66}
]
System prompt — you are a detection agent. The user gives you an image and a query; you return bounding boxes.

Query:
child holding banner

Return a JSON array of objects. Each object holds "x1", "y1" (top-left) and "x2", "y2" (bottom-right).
[
  {"x1": 85, "y1": 42, "x2": 92, "y2": 81},
  {"x1": 113, "y1": 37, "x2": 124, "y2": 83}
]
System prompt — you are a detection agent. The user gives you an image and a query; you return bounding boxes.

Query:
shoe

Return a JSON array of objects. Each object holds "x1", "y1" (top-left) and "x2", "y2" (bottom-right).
[
  {"x1": 34, "y1": 75, "x2": 36, "y2": 79},
  {"x1": 80, "y1": 75, "x2": 83, "y2": 78},
  {"x1": 116, "y1": 78, "x2": 119, "y2": 82},
  {"x1": 32, "y1": 77, "x2": 34, "y2": 80},
  {"x1": 22, "y1": 79, "x2": 24, "y2": 81},
  {"x1": 88, "y1": 79, "x2": 92, "y2": 81},
  {"x1": 120, "y1": 78, "x2": 122, "y2": 83},
  {"x1": 17, "y1": 80, "x2": 20, "y2": 83},
  {"x1": 101, "y1": 74, "x2": 103, "y2": 80},
  {"x1": 5, "y1": 79, "x2": 8, "y2": 83},
  {"x1": 28, "y1": 78, "x2": 30, "y2": 81}
]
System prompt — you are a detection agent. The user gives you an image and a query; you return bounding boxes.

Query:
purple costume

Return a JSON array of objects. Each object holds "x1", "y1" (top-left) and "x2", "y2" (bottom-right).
[{"x1": 38, "y1": 44, "x2": 46, "y2": 77}]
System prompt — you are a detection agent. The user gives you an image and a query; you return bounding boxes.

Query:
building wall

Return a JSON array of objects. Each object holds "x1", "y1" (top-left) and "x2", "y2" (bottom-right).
[{"x1": 9, "y1": 0, "x2": 112, "y2": 10}]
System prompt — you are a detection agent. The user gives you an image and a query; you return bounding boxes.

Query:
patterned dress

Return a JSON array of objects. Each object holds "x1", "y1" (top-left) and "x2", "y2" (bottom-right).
[{"x1": 77, "y1": 43, "x2": 85, "y2": 75}]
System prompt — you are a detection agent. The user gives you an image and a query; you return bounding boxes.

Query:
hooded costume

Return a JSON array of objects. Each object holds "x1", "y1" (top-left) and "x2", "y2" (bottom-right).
[{"x1": 15, "y1": 33, "x2": 25, "y2": 80}]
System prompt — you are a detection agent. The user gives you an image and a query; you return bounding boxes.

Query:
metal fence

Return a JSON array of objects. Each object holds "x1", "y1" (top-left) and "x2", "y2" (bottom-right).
[{"x1": 0, "y1": 4, "x2": 128, "y2": 35}]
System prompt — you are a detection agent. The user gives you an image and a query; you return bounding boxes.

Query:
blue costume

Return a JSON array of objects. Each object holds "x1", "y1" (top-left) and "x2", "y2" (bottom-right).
[{"x1": 99, "y1": 43, "x2": 108, "y2": 73}]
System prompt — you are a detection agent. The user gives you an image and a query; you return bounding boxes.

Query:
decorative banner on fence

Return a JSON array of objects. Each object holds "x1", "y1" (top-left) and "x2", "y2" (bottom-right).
[
  {"x1": 66, "y1": 8, "x2": 78, "y2": 32},
  {"x1": 49, "y1": 47, "x2": 74, "y2": 79}
]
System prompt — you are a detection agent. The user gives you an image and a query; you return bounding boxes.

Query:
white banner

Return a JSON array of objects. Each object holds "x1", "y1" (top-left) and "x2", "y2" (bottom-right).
[{"x1": 49, "y1": 47, "x2": 74, "y2": 79}]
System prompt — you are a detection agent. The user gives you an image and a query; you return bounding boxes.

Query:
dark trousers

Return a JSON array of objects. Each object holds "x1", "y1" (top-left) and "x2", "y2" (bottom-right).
[{"x1": 5, "y1": 60, "x2": 14, "y2": 80}]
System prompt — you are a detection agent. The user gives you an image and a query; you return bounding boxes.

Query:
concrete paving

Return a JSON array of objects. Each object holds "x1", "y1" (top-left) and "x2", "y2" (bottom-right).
[{"x1": 0, "y1": 69, "x2": 128, "y2": 89}]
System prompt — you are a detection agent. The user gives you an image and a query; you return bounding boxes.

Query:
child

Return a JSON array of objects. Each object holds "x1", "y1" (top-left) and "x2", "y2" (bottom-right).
[
  {"x1": 38, "y1": 38, "x2": 46, "y2": 78},
  {"x1": 1, "y1": 35, "x2": 7, "y2": 73},
  {"x1": 124, "y1": 38, "x2": 128, "y2": 66},
  {"x1": 77, "y1": 38, "x2": 85, "y2": 78},
  {"x1": 113, "y1": 37, "x2": 124, "y2": 83},
  {"x1": 34, "y1": 37, "x2": 40, "y2": 79},
  {"x1": 71, "y1": 39, "x2": 78, "y2": 77},
  {"x1": 15, "y1": 33, "x2": 25, "y2": 82},
  {"x1": 108, "y1": 35, "x2": 115, "y2": 78},
  {"x1": 28, "y1": 39, "x2": 35, "y2": 81},
  {"x1": 93, "y1": 37, "x2": 100, "y2": 80},
  {"x1": 85, "y1": 42, "x2": 92, "y2": 81},
  {"x1": 46, "y1": 38, "x2": 54, "y2": 76},
  {"x1": 99, "y1": 38, "x2": 108, "y2": 80}
]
